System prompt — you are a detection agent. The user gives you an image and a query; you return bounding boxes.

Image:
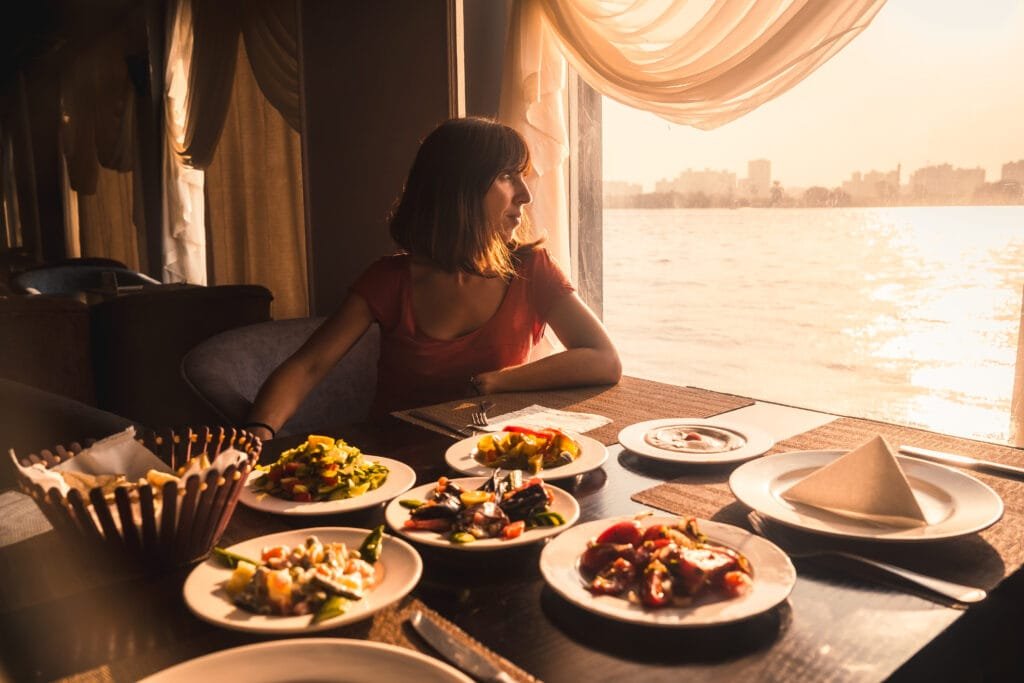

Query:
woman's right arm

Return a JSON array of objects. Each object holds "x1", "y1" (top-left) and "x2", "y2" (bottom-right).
[{"x1": 245, "y1": 293, "x2": 374, "y2": 439}]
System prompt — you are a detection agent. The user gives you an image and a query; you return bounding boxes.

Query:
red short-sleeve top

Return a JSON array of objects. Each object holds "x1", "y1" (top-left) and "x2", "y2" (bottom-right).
[{"x1": 350, "y1": 248, "x2": 574, "y2": 415}]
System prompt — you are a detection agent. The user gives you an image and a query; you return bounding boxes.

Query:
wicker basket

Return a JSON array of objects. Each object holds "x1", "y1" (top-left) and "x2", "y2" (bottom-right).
[{"x1": 13, "y1": 426, "x2": 261, "y2": 568}]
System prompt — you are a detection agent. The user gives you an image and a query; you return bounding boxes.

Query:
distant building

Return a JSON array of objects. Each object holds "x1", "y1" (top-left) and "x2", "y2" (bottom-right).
[
  {"x1": 603, "y1": 180, "x2": 643, "y2": 207},
  {"x1": 909, "y1": 164, "x2": 985, "y2": 202},
  {"x1": 742, "y1": 159, "x2": 771, "y2": 199},
  {"x1": 655, "y1": 168, "x2": 736, "y2": 198},
  {"x1": 841, "y1": 166, "x2": 900, "y2": 203},
  {"x1": 1003, "y1": 160, "x2": 1024, "y2": 184}
]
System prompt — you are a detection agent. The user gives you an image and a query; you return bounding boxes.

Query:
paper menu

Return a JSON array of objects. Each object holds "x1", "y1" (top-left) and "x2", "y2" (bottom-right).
[{"x1": 780, "y1": 435, "x2": 928, "y2": 527}]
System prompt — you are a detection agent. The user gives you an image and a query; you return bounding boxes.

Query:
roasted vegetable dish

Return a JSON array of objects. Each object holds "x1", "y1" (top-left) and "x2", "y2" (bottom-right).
[
  {"x1": 580, "y1": 518, "x2": 752, "y2": 608},
  {"x1": 217, "y1": 526, "x2": 383, "y2": 624},
  {"x1": 252, "y1": 435, "x2": 388, "y2": 502},
  {"x1": 473, "y1": 426, "x2": 581, "y2": 474},
  {"x1": 402, "y1": 471, "x2": 566, "y2": 543}
]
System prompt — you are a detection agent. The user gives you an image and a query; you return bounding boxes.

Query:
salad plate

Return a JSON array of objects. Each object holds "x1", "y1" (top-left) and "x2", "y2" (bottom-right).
[
  {"x1": 539, "y1": 515, "x2": 795, "y2": 628},
  {"x1": 618, "y1": 417, "x2": 775, "y2": 465},
  {"x1": 183, "y1": 527, "x2": 422, "y2": 634},
  {"x1": 384, "y1": 476, "x2": 580, "y2": 551},
  {"x1": 238, "y1": 456, "x2": 415, "y2": 516},
  {"x1": 139, "y1": 638, "x2": 472, "y2": 682},
  {"x1": 444, "y1": 430, "x2": 607, "y2": 480},
  {"x1": 729, "y1": 450, "x2": 1004, "y2": 542}
]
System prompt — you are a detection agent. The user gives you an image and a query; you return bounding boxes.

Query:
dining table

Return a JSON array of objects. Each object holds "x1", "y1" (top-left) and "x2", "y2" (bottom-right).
[{"x1": 2, "y1": 375, "x2": 1024, "y2": 682}]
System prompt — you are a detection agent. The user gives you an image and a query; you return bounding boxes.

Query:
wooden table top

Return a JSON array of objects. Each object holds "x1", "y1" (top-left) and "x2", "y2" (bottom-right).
[{"x1": 2, "y1": 381, "x2": 1023, "y2": 682}]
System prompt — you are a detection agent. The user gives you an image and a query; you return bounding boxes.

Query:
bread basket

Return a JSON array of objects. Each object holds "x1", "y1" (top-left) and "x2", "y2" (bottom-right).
[{"x1": 12, "y1": 425, "x2": 261, "y2": 568}]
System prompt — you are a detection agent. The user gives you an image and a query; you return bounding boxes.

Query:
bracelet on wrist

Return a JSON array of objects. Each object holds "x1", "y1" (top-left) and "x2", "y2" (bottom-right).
[
  {"x1": 468, "y1": 375, "x2": 484, "y2": 395},
  {"x1": 243, "y1": 421, "x2": 276, "y2": 438}
]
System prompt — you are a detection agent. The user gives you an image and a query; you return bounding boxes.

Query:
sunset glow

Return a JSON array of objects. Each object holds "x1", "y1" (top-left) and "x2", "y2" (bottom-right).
[{"x1": 603, "y1": 0, "x2": 1024, "y2": 191}]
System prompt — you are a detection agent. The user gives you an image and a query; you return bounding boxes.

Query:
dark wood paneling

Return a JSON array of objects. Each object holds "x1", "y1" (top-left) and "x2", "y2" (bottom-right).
[{"x1": 299, "y1": 1, "x2": 453, "y2": 316}]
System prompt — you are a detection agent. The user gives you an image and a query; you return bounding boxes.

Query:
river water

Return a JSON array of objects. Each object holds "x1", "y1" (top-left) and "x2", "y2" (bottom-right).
[{"x1": 602, "y1": 206, "x2": 1024, "y2": 444}]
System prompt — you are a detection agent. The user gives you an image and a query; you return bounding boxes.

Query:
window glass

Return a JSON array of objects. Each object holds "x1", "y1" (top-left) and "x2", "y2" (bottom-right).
[{"x1": 600, "y1": 1, "x2": 1024, "y2": 444}]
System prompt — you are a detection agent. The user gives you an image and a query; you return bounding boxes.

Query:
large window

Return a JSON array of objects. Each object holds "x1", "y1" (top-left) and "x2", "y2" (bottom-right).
[{"x1": 596, "y1": 1, "x2": 1024, "y2": 444}]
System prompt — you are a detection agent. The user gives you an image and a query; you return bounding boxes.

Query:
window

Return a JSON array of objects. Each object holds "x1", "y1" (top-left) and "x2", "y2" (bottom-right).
[{"x1": 592, "y1": 1, "x2": 1024, "y2": 444}]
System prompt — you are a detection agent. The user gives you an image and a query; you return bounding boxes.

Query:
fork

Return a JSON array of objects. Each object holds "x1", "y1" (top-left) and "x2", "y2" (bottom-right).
[
  {"x1": 747, "y1": 512, "x2": 986, "y2": 604},
  {"x1": 469, "y1": 401, "x2": 492, "y2": 430}
]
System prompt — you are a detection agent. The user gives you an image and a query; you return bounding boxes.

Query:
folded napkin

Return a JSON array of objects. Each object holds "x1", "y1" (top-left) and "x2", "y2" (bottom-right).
[
  {"x1": 12, "y1": 427, "x2": 172, "y2": 497},
  {"x1": 781, "y1": 435, "x2": 928, "y2": 527},
  {"x1": 483, "y1": 404, "x2": 611, "y2": 435}
]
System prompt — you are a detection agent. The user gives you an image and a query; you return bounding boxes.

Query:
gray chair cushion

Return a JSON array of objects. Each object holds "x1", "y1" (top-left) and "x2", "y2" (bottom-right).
[{"x1": 180, "y1": 317, "x2": 379, "y2": 438}]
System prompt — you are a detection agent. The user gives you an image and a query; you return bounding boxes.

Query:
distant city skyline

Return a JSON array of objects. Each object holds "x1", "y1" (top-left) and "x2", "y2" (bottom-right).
[{"x1": 602, "y1": 0, "x2": 1024, "y2": 191}]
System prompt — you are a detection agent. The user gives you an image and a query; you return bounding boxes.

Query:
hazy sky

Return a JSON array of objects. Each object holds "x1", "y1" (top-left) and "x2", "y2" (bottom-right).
[{"x1": 602, "y1": 0, "x2": 1024, "y2": 191}]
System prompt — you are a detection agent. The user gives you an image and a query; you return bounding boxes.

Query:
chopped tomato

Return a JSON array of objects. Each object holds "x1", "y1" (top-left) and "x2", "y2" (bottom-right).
[
  {"x1": 291, "y1": 491, "x2": 312, "y2": 502},
  {"x1": 595, "y1": 520, "x2": 643, "y2": 547},
  {"x1": 640, "y1": 560, "x2": 673, "y2": 607},
  {"x1": 261, "y1": 546, "x2": 288, "y2": 562},
  {"x1": 502, "y1": 520, "x2": 526, "y2": 539},
  {"x1": 503, "y1": 425, "x2": 555, "y2": 439},
  {"x1": 642, "y1": 524, "x2": 670, "y2": 543},
  {"x1": 404, "y1": 518, "x2": 452, "y2": 531},
  {"x1": 722, "y1": 570, "x2": 753, "y2": 597}
]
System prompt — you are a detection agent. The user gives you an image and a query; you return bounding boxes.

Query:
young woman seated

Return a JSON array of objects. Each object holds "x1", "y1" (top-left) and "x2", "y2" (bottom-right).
[{"x1": 245, "y1": 117, "x2": 621, "y2": 440}]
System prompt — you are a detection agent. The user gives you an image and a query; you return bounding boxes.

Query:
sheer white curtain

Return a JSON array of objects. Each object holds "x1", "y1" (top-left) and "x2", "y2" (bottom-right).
[
  {"x1": 500, "y1": 0, "x2": 888, "y2": 273},
  {"x1": 164, "y1": 0, "x2": 208, "y2": 284},
  {"x1": 163, "y1": 0, "x2": 240, "y2": 284}
]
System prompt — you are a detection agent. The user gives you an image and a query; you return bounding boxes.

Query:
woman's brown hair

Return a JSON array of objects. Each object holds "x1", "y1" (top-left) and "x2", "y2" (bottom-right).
[{"x1": 389, "y1": 117, "x2": 534, "y2": 278}]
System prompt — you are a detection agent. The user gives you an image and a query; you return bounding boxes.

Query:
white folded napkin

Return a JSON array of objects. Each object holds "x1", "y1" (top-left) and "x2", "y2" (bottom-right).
[
  {"x1": 781, "y1": 435, "x2": 928, "y2": 527},
  {"x1": 482, "y1": 404, "x2": 610, "y2": 435}
]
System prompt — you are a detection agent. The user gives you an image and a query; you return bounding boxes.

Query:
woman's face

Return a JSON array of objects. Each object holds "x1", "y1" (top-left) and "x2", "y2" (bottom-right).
[{"x1": 483, "y1": 170, "x2": 532, "y2": 241}]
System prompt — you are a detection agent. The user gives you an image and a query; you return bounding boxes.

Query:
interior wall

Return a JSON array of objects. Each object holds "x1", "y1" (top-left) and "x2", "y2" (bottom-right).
[
  {"x1": 298, "y1": 0, "x2": 454, "y2": 316},
  {"x1": 464, "y1": 0, "x2": 510, "y2": 118}
]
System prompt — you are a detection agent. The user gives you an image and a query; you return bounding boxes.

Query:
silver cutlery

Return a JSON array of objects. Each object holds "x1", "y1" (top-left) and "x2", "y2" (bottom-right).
[
  {"x1": 899, "y1": 444, "x2": 1024, "y2": 481},
  {"x1": 409, "y1": 609, "x2": 516, "y2": 683},
  {"x1": 747, "y1": 512, "x2": 986, "y2": 604},
  {"x1": 469, "y1": 401, "x2": 493, "y2": 430},
  {"x1": 407, "y1": 410, "x2": 472, "y2": 438}
]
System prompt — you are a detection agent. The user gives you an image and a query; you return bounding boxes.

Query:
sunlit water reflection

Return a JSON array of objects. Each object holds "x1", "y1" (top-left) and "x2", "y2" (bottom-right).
[{"x1": 603, "y1": 206, "x2": 1024, "y2": 444}]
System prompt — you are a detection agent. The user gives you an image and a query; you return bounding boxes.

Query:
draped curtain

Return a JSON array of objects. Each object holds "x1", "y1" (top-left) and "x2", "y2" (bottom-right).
[
  {"x1": 164, "y1": 0, "x2": 306, "y2": 315},
  {"x1": 500, "y1": 0, "x2": 888, "y2": 274},
  {"x1": 205, "y1": 38, "x2": 307, "y2": 318},
  {"x1": 162, "y1": 0, "x2": 239, "y2": 284},
  {"x1": 59, "y1": 36, "x2": 142, "y2": 269}
]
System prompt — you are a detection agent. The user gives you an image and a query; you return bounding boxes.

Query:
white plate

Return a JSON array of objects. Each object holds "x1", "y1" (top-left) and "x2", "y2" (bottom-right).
[
  {"x1": 444, "y1": 431, "x2": 608, "y2": 479},
  {"x1": 618, "y1": 418, "x2": 775, "y2": 465},
  {"x1": 238, "y1": 456, "x2": 416, "y2": 516},
  {"x1": 729, "y1": 450, "x2": 1004, "y2": 542},
  {"x1": 183, "y1": 527, "x2": 422, "y2": 634},
  {"x1": 139, "y1": 638, "x2": 472, "y2": 683},
  {"x1": 539, "y1": 516, "x2": 795, "y2": 628},
  {"x1": 384, "y1": 476, "x2": 580, "y2": 551}
]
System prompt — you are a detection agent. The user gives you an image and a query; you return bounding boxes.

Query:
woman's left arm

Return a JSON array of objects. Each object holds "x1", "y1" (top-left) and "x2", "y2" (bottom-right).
[{"x1": 475, "y1": 293, "x2": 622, "y2": 394}]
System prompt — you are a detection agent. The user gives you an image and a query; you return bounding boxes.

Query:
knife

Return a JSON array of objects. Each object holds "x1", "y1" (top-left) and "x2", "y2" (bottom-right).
[
  {"x1": 407, "y1": 410, "x2": 472, "y2": 438},
  {"x1": 899, "y1": 445, "x2": 1024, "y2": 481},
  {"x1": 409, "y1": 609, "x2": 516, "y2": 683}
]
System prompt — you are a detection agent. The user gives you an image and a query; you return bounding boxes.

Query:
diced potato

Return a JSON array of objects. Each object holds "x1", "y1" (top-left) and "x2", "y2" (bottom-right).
[{"x1": 225, "y1": 561, "x2": 256, "y2": 595}]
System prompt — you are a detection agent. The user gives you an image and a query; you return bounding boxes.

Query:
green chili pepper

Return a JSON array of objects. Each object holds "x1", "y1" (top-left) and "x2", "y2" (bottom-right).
[
  {"x1": 450, "y1": 531, "x2": 476, "y2": 544},
  {"x1": 311, "y1": 595, "x2": 348, "y2": 624},
  {"x1": 529, "y1": 511, "x2": 566, "y2": 528},
  {"x1": 399, "y1": 498, "x2": 425, "y2": 509},
  {"x1": 358, "y1": 524, "x2": 384, "y2": 564},
  {"x1": 212, "y1": 546, "x2": 261, "y2": 568}
]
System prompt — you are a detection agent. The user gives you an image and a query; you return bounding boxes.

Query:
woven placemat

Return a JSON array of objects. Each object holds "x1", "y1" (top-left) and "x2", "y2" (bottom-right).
[
  {"x1": 395, "y1": 377, "x2": 755, "y2": 446},
  {"x1": 632, "y1": 416, "x2": 1024, "y2": 592}
]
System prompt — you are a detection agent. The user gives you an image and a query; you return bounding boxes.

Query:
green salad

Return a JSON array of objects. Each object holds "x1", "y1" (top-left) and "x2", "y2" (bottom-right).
[{"x1": 252, "y1": 434, "x2": 389, "y2": 502}]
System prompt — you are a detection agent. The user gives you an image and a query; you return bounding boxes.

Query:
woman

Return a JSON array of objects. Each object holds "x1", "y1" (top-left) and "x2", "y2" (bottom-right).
[{"x1": 245, "y1": 117, "x2": 620, "y2": 439}]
